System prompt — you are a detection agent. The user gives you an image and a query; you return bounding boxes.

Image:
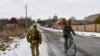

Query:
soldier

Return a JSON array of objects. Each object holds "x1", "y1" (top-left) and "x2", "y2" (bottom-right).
[{"x1": 27, "y1": 25, "x2": 42, "y2": 56}]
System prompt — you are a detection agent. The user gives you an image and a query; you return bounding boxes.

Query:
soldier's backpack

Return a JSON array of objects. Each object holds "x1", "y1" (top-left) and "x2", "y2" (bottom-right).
[{"x1": 32, "y1": 30, "x2": 40, "y2": 40}]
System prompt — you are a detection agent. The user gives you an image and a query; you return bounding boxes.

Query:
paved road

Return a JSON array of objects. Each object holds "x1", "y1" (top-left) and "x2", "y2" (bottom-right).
[
  {"x1": 74, "y1": 35, "x2": 100, "y2": 56},
  {"x1": 39, "y1": 27, "x2": 88, "y2": 56},
  {"x1": 50, "y1": 31, "x2": 100, "y2": 56}
]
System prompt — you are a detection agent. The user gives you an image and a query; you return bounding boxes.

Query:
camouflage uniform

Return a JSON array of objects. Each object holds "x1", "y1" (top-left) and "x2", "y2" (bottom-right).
[{"x1": 27, "y1": 25, "x2": 42, "y2": 56}]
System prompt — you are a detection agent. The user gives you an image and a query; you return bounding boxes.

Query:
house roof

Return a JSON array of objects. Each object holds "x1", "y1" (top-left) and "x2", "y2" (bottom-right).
[
  {"x1": 85, "y1": 13, "x2": 100, "y2": 22},
  {"x1": 7, "y1": 17, "x2": 18, "y2": 24},
  {"x1": 55, "y1": 18, "x2": 68, "y2": 25}
]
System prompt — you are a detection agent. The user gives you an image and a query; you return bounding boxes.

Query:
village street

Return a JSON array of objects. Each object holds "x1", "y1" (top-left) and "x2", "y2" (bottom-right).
[
  {"x1": 0, "y1": 26, "x2": 100, "y2": 56},
  {"x1": 38, "y1": 26, "x2": 100, "y2": 56}
]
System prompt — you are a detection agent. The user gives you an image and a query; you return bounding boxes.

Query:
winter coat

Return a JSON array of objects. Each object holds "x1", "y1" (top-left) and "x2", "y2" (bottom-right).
[
  {"x1": 27, "y1": 28, "x2": 42, "y2": 44},
  {"x1": 63, "y1": 25, "x2": 75, "y2": 38}
]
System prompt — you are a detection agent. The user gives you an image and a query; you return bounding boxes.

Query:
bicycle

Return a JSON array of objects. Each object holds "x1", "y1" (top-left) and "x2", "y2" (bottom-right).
[{"x1": 65, "y1": 35, "x2": 76, "y2": 56}]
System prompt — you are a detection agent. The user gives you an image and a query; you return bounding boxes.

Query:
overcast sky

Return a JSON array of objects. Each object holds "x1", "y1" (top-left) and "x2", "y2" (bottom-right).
[{"x1": 0, "y1": 0, "x2": 100, "y2": 20}]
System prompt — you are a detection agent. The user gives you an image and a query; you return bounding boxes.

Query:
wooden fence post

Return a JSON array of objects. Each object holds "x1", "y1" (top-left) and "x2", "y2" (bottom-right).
[
  {"x1": 84, "y1": 24, "x2": 86, "y2": 31},
  {"x1": 77, "y1": 25, "x2": 78, "y2": 31},
  {"x1": 94, "y1": 23, "x2": 97, "y2": 32}
]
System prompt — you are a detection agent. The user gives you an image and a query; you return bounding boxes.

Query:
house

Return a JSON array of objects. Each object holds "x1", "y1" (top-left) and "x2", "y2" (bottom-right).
[
  {"x1": 6, "y1": 17, "x2": 18, "y2": 30},
  {"x1": 70, "y1": 13, "x2": 100, "y2": 25},
  {"x1": 84, "y1": 13, "x2": 100, "y2": 24},
  {"x1": 53, "y1": 18, "x2": 68, "y2": 29}
]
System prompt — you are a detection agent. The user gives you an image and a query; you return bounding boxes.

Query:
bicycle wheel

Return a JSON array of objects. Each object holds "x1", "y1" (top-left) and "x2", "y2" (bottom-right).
[{"x1": 67, "y1": 42, "x2": 76, "y2": 56}]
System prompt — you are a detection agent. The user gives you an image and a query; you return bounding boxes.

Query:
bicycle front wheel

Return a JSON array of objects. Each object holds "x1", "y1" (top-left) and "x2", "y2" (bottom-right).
[{"x1": 67, "y1": 42, "x2": 76, "y2": 56}]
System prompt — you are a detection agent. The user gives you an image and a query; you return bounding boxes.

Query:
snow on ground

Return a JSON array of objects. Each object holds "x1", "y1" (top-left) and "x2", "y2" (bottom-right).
[
  {"x1": 0, "y1": 34, "x2": 48, "y2": 56},
  {"x1": 75, "y1": 31, "x2": 100, "y2": 38},
  {"x1": 39, "y1": 26, "x2": 100, "y2": 38},
  {"x1": 0, "y1": 37, "x2": 32, "y2": 56}
]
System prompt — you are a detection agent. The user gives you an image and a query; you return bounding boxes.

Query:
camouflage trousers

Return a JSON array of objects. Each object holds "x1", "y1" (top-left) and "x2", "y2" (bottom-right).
[{"x1": 30, "y1": 40, "x2": 39, "y2": 56}]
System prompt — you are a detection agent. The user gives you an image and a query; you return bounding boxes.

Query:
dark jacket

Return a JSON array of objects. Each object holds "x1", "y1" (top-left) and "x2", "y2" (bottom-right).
[{"x1": 63, "y1": 25, "x2": 75, "y2": 38}]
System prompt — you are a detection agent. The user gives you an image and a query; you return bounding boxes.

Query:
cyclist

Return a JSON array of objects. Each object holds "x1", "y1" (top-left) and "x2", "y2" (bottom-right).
[{"x1": 63, "y1": 19, "x2": 76, "y2": 53}]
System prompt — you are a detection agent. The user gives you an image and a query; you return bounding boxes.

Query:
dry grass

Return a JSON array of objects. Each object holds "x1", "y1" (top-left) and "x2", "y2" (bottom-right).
[
  {"x1": 0, "y1": 27, "x2": 26, "y2": 42},
  {"x1": 0, "y1": 27, "x2": 26, "y2": 51},
  {"x1": 7, "y1": 27, "x2": 26, "y2": 37}
]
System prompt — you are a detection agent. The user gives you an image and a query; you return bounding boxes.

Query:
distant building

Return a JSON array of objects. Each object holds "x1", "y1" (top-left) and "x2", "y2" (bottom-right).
[
  {"x1": 71, "y1": 13, "x2": 100, "y2": 25},
  {"x1": 17, "y1": 17, "x2": 33, "y2": 28},
  {"x1": 84, "y1": 13, "x2": 100, "y2": 24},
  {"x1": 71, "y1": 20, "x2": 87, "y2": 25},
  {"x1": 6, "y1": 17, "x2": 18, "y2": 30},
  {"x1": 53, "y1": 18, "x2": 68, "y2": 29}
]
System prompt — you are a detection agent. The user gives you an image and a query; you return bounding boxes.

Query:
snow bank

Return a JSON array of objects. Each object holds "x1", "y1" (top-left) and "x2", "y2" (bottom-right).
[
  {"x1": 75, "y1": 31, "x2": 100, "y2": 38},
  {"x1": 0, "y1": 37, "x2": 32, "y2": 56},
  {"x1": 0, "y1": 34, "x2": 49, "y2": 56}
]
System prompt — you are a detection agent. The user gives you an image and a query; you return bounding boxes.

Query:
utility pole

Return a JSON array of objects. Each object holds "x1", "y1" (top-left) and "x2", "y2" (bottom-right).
[{"x1": 25, "y1": 4, "x2": 28, "y2": 30}]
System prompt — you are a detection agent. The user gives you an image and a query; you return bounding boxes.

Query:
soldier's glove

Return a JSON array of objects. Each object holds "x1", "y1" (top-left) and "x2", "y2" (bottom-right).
[{"x1": 39, "y1": 41, "x2": 42, "y2": 44}]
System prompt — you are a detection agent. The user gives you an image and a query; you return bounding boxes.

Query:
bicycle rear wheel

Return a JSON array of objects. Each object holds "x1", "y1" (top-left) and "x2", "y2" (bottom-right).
[{"x1": 67, "y1": 42, "x2": 76, "y2": 56}]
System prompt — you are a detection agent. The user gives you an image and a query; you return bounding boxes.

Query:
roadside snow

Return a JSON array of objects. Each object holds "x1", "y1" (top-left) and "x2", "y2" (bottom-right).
[
  {"x1": 0, "y1": 37, "x2": 31, "y2": 56},
  {"x1": 75, "y1": 31, "x2": 100, "y2": 38},
  {"x1": 0, "y1": 36, "x2": 48, "y2": 56}
]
